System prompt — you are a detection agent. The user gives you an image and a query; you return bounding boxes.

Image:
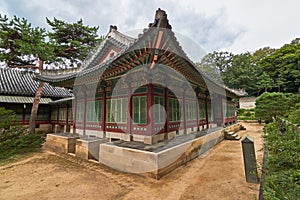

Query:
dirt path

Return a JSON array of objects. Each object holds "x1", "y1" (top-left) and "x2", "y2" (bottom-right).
[{"x1": 0, "y1": 122, "x2": 264, "y2": 200}]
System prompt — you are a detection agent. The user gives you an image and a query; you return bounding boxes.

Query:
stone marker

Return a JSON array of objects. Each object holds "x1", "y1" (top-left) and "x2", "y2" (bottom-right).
[{"x1": 241, "y1": 135, "x2": 258, "y2": 183}]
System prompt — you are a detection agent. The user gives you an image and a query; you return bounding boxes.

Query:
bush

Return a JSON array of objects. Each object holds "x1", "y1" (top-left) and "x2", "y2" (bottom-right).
[
  {"x1": 0, "y1": 107, "x2": 15, "y2": 129},
  {"x1": 0, "y1": 107, "x2": 47, "y2": 161},
  {"x1": 0, "y1": 126, "x2": 47, "y2": 160},
  {"x1": 263, "y1": 122, "x2": 300, "y2": 200},
  {"x1": 288, "y1": 103, "x2": 300, "y2": 125}
]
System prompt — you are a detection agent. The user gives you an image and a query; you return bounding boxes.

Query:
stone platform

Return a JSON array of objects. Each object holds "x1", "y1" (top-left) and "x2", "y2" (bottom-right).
[
  {"x1": 99, "y1": 123, "x2": 241, "y2": 179},
  {"x1": 44, "y1": 133, "x2": 80, "y2": 154},
  {"x1": 75, "y1": 136, "x2": 108, "y2": 161},
  {"x1": 44, "y1": 123, "x2": 241, "y2": 179}
]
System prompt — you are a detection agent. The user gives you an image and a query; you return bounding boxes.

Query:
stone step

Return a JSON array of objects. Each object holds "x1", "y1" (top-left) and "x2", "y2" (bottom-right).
[{"x1": 224, "y1": 131, "x2": 241, "y2": 140}]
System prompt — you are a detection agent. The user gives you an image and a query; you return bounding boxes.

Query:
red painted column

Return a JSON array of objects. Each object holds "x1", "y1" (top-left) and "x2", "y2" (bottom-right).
[
  {"x1": 101, "y1": 89, "x2": 106, "y2": 137},
  {"x1": 147, "y1": 83, "x2": 154, "y2": 136},
  {"x1": 57, "y1": 105, "x2": 60, "y2": 125},
  {"x1": 164, "y1": 87, "x2": 169, "y2": 140},
  {"x1": 73, "y1": 96, "x2": 77, "y2": 134},
  {"x1": 127, "y1": 85, "x2": 133, "y2": 140},
  {"x1": 205, "y1": 96, "x2": 209, "y2": 129},
  {"x1": 196, "y1": 97, "x2": 199, "y2": 132},
  {"x1": 183, "y1": 91, "x2": 187, "y2": 134},
  {"x1": 66, "y1": 103, "x2": 69, "y2": 126},
  {"x1": 83, "y1": 87, "x2": 87, "y2": 135},
  {"x1": 22, "y1": 104, "x2": 26, "y2": 125}
]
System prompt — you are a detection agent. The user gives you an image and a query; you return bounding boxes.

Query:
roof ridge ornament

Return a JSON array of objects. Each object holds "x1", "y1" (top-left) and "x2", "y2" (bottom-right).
[{"x1": 149, "y1": 8, "x2": 172, "y2": 29}]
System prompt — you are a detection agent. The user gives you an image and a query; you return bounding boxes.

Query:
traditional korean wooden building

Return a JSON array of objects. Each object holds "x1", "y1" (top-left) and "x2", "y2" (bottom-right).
[
  {"x1": 37, "y1": 9, "x2": 239, "y2": 144},
  {"x1": 0, "y1": 67, "x2": 72, "y2": 130}
]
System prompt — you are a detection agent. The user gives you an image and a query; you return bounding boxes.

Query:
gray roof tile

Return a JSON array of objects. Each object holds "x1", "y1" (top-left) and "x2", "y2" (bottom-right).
[{"x1": 0, "y1": 68, "x2": 73, "y2": 98}]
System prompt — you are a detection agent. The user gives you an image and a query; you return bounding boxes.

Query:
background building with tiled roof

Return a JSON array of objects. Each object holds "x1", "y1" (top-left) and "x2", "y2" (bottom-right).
[{"x1": 0, "y1": 67, "x2": 72, "y2": 130}]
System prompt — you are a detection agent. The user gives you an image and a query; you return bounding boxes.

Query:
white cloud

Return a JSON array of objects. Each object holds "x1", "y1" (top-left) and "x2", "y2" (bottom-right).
[{"x1": 3, "y1": 0, "x2": 300, "y2": 56}]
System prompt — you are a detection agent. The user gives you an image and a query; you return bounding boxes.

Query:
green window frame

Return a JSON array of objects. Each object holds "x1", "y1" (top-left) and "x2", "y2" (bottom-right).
[
  {"x1": 87, "y1": 100, "x2": 102, "y2": 122},
  {"x1": 169, "y1": 98, "x2": 181, "y2": 122},
  {"x1": 199, "y1": 102, "x2": 205, "y2": 119},
  {"x1": 154, "y1": 96, "x2": 165, "y2": 124},
  {"x1": 76, "y1": 101, "x2": 83, "y2": 122},
  {"x1": 106, "y1": 98, "x2": 127, "y2": 123},
  {"x1": 208, "y1": 103, "x2": 213, "y2": 121},
  {"x1": 186, "y1": 100, "x2": 196, "y2": 120},
  {"x1": 133, "y1": 96, "x2": 147, "y2": 124}
]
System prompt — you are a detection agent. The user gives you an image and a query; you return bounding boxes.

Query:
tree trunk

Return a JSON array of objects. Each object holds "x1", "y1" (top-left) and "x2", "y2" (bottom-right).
[{"x1": 28, "y1": 60, "x2": 44, "y2": 134}]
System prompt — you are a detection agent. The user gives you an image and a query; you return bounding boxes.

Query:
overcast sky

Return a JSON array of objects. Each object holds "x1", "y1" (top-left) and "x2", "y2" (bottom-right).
[{"x1": 1, "y1": 0, "x2": 300, "y2": 62}]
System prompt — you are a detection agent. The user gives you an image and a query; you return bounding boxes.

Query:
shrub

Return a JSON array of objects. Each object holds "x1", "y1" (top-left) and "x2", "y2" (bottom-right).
[
  {"x1": 0, "y1": 107, "x2": 47, "y2": 161},
  {"x1": 263, "y1": 122, "x2": 300, "y2": 200}
]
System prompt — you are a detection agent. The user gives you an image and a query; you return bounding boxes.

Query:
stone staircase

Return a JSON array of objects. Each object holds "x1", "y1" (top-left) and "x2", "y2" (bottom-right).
[{"x1": 224, "y1": 131, "x2": 241, "y2": 140}]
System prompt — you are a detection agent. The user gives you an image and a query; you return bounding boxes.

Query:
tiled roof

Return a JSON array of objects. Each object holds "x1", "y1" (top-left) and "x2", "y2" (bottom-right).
[
  {"x1": 0, "y1": 68, "x2": 73, "y2": 98},
  {"x1": 36, "y1": 9, "x2": 243, "y2": 97},
  {"x1": 37, "y1": 27, "x2": 136, "y2": 83},
  {"x1": 0, "y1": 95, "x2": 52, "y2": 104}
]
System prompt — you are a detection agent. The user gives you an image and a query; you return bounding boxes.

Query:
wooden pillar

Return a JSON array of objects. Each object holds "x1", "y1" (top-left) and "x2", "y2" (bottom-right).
[
  {"x1": 73, "y1": 96, "x2": 77, "y2": 134},
  {"x1": 205, "y1": 96, "x2": 209, "y2": 129},
  {"x1": 66, "y1": 103, "x2": 69, "y2": 126},
  {"x1": 101, "y1": 89, "x2": 106, "y2": 137},
  {"x1": 147, "y1": 83, "x2": 154, "y2": 136},
  {"x1": 127, "y1": 85, "x2": 133, "y2": 140},
  {"x1": 212, "y1": 94, "x2": 224, "y2": 127},
  {"x1": 56, "y1": 105, "x2": 60, "y2": 124},
  {"x1": 83, "y1": 87, "x2": 87, "y2": 135},
  {"x1": 182, "y1": 91, "x2": 187, "y2": 134},
  {"x1": 196, "y1": 98, "x2": 199, "y2": 132},
  {"x1": 22, "y1": 104, "x2": 26, "y2": 125},
  {"x1": 164, "y1": 87, "x2": 169, "y2": 140}
]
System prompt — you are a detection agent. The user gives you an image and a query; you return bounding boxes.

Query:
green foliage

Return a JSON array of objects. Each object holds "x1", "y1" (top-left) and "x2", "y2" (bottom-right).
[
  {"x1": 0, "y1": 126, "x2": 47, "y2": 160},
  {"x1": 221, "y1": 52, "x2": 261, "y2": 96},
  {"x1": 0, "y1": 14, "x2": 102, "y2": 69},
  {"x1": 257, "y1": 71, "x2": 274, "y2": 92},
  {"x1": 0, "y1": 107, "x2": 16, "y2": 129},
  {"x1": 46, "y1": 17, "x2": 102, "y2": 67},
  {"x1": 255, "y1": 92, "x2": 295, "y2": 123},
  {"x1": 258, "y1": 39, "x2": 300, "y2": 93},
  {"x1": 236, "y1": 108, "x2": 256, "y2": 120},
  {"x1": 252, "y1": 47, "x2": 276, "y2": 64},
  {"x1": 0, "y1": 14, "x2": 55, "y2": 67},
  {"x1": 288, "y1": 102, "x2": 300, "y2": 124},
  {"x1": 197, "y1": 51, "x2": 233, "y2": 83},
  {"x1": 263, "y1": 122, "x2": 300, "y2": 200},
  {"x1": 0, "y1": 107, "x2": 46, "y2": 160}
]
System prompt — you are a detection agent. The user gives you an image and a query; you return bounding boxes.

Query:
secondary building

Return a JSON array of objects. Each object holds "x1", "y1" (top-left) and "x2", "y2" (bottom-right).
[{"x1": 0, "y1": 67, "x2": 72, "y2": 131}]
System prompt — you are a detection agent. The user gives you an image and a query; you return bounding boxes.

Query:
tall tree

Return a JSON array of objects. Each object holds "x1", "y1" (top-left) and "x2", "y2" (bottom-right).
[
  {"x1": 259, "y1": 39, "x2": 300, "y2": 93},
  {"x1": 0, "y1": 15, "x2": 101, "y2": 134},
  {"x1": 257, "y1": 71, "x2": 274, "y2": 92},
  {"x1": 46, "y1": 17, "x2": 101, "y2": 68},
  {"x1": 252, "y1": 47, "x2": 276, "y2": 64},
  {"x1": 221, "y1": 52, "x2": 260, "y2": 96}
]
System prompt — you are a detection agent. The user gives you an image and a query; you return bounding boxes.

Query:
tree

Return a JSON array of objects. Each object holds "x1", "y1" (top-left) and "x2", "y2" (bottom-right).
[
  {"x1": 252, "y1": 47, "x2": 275, "y2": 64},
  {"x1": 46, "y1": 17, "x2": 101, "y2": 68},
  {"x1": 257, "y1": 71, "x2": 274, "y2": 92},
  {"x1": 255, "y1": 92, "x2": 294, "y2": 123},
  {"x1": 0, "y1": 15, "x2": 101, "y2": 134},
  {"x1": 0, "y1": 15, "x2": 55, "y2": 68},
  {"x1": 197, "y1": 51, "x2": 233, "y2": 83},
  {"x1": 221, "y1": 52, "x2": 260, "y2": 96},
  {"x1": 258, "y1": 39, "x2": 300, "y2": 93}
]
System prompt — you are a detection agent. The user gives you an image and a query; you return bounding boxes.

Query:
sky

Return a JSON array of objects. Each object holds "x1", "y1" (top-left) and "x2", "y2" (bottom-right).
[{"x1": 1, "y1": 0, "x2": 300, "y2": 62}]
